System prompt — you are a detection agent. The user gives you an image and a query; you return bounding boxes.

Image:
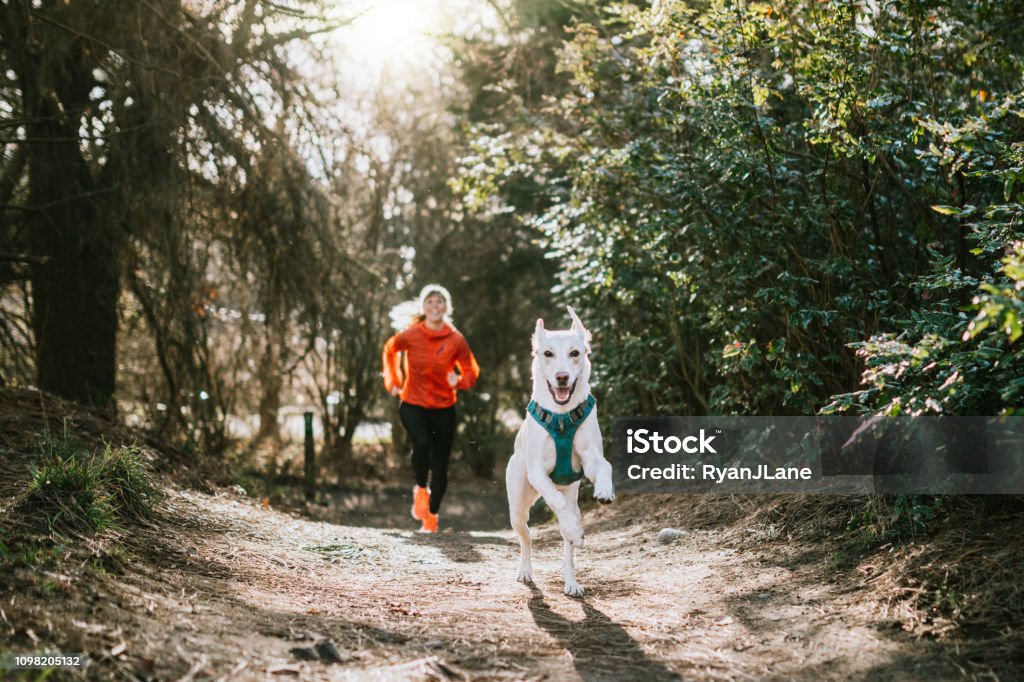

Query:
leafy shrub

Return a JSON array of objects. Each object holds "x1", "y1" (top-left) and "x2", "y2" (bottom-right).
[
  {"x1": 824, "y1": 106, "x2": 1024, "y2": 417},
  {"x1": 458, "y1": 1, "x2": 1024, "y2": 419}
]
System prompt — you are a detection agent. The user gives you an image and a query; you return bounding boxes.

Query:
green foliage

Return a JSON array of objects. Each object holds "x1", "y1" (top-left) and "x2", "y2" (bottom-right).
[
  {"x1": 825, "y1": 110, "x2": 1024, "y2": 416},
  {"x1": 19, "y1": 437, "x2": 157, "y2": 536},
  {"x1": 888, "y1": 494, "x2": 940, "y2": 537},
  {"x1": 456, "y1": 0, "x2": 1024, "y2": 419},
  {"x1": 826, "y1": 495, "x2": 940, "y2": 571},
  {"x1": 844, "y1": 495, "x2": 942, "y2": 548},
  {"x1": 441, "y1": 1, "x2": 596, "y2": 475},
  {"x1": 4, "y1": 542, "x2": 65, "y2": 571},
  {"x1": 101, "y1": 440, "x2": 158, "y2": 521}
]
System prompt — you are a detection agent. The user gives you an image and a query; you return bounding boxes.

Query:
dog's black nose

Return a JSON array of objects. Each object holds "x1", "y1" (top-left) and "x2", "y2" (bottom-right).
[{"x1": 556, "y1": 372, "x2": 569, "y2": 385}]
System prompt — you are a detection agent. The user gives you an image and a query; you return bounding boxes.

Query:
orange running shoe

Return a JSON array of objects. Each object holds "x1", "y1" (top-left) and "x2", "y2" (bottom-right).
[
  {"x1": 411, "y1": 485, "x2": 430, "y2": 521},
  {"x1": 420, "y1": 513, "x2": 439, "y2": 533}
]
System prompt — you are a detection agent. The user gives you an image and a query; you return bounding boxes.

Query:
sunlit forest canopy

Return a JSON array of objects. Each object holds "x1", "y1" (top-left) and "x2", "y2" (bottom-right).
[{"x1": 1, "y1": 0, "x2": 1022, "y2": 469}]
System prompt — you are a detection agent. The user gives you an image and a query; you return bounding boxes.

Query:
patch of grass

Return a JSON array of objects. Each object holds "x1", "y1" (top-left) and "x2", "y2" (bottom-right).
[
  {"x1": 843, "y1": 495, "x2": 942, "y2": 548},
  {"x1": 1, "y1": 436, "x2": 153, "y2": 579},
  {"x1": 0, "y1": 536, "x2": 71, "y2": 596},
  {"x1": 18, "y1": 436, "x2": 157, "y2": 536},
  {"x1": 826, "y1": 532, "x2": 876, "y2": 571},
  {"x1": 0, "y1": 540, "x2": 65, "y2": 571},
  {"x1": 19, "y1": 542, "x2": 65, "y2": 568},
  {"x1": 826, "y1": 549, "x2": 854, "y2": 571},
  {"x1": 23, "y1": 443, "x2": 113, "y2": 534},
  {"x1": 101, "y1": 440, "x2": 157, "y2": 521}
]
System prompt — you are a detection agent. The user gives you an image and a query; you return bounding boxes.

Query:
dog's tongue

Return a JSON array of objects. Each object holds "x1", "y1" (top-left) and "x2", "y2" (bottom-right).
[{"x1": 555, "y1": 386, "x2": 572, "y2": 402}]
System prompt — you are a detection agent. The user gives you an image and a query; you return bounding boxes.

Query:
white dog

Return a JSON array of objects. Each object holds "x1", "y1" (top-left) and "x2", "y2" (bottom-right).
[{"x1": 505, "y1": 306, "x2": 615, "y2": 596}]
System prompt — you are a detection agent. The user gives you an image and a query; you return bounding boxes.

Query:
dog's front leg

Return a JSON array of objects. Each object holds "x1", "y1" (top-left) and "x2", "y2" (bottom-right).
[
  {"x1": 526, "y1": 467, "x2": 585, "y2": 546},
  {"x1": 580, "y1": 445, "x2": 615, "y2": 504},
  {"x1": 559, "y1": 484, "x2": 585, "y2": 596},
  {"x1": 576, "y1": 414, "x2": 615, "y2": 504}
]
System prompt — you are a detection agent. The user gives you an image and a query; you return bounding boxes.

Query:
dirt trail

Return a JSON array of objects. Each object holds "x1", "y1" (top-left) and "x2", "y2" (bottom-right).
[{"x1": 7, "y1": 483, "x2": 979, "y2": 681}]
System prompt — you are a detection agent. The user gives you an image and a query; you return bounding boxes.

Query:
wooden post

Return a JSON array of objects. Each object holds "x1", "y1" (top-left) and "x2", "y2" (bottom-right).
[{"x1": 303, "y1": 411, "x2": 315, "y2": 502}]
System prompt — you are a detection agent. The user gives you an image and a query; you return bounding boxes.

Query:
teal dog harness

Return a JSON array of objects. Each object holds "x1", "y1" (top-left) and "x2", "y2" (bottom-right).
[{"x1": 527, "y1": 395, "x2": 596, "y2": 485}]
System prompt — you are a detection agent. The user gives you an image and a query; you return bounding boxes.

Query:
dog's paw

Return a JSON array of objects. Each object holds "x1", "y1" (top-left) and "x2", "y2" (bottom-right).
[
  {"x1": 594, "y1": 479, "x2": 615, "y2": 504},
  {"x1": 563, "y1": 580, "x2": 585, "y2": 597},
  {"x1": 560, "y1": 519, "x2": 584, "y2": 546},
  {"x1": 516, "y1": 566, "x2": 534, "y2": 583}
]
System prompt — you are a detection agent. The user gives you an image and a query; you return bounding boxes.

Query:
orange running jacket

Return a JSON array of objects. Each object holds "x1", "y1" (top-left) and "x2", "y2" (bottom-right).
[{"x1": 382, "y1": 322, "x2": 480, "y2": 409}]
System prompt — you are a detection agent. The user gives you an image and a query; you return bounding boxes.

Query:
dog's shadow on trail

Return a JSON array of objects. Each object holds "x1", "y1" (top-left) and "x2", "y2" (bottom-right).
[{"x1": 527, "y1": 584, "x2": 680, "y2": 681}]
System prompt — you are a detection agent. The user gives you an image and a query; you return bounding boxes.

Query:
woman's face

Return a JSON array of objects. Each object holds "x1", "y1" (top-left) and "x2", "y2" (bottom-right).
[{"x1": 423, "y1": 293, "x2": 447, "y2": 323}]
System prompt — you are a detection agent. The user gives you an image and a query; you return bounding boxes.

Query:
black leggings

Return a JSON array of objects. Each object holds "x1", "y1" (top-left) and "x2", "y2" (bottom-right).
[{"x1": 399, "y1": 402, "x2": 456, "y2": 515}]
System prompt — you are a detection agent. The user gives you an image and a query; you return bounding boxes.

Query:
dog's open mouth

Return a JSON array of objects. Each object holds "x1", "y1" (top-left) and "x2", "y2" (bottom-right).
[{"x1": 547, "y1": 380, "x2": 577, "y2": 405}]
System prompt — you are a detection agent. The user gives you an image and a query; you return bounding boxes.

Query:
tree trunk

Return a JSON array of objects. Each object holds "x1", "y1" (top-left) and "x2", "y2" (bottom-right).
[
  {"x1": 23, "y1": 50, "x2": 120, "y2": 408},
  {"x1": 255, "y1": 336, "x2": 283, "y2": 443}
]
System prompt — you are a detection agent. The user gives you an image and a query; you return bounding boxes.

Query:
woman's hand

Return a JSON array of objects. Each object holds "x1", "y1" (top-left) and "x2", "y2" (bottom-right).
[
  {"x1": 447, "y1": 372, "x2": 458, "y2": 387},
  {"x1": 390, "y1": 386, "x2": 401, "y2": 397}
]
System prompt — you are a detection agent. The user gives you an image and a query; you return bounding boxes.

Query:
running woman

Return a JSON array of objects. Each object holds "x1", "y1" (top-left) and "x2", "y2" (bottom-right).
[{"x1": 382, "y1": 284, "x2": 480, "y2": 532}]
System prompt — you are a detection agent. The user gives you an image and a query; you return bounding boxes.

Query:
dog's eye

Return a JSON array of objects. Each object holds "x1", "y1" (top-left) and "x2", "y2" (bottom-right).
[
  {"x1": 569, "y1": 350, "x2": 580, "y2": 358},
  {"x1": 543, "y1": 350, "x2": 554, "y2": 358}
]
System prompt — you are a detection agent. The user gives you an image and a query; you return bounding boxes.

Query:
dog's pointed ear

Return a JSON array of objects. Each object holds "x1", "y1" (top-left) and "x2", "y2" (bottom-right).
[
  {"x1": 567, "y1": 306, "x2": 583, "y2": 331},
  {"x1": 567, "y1": 306, "x2": 592, "y2": 352},
  {"x1": 532, "y1": 318, "x2": 545, "y2": 356}
]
